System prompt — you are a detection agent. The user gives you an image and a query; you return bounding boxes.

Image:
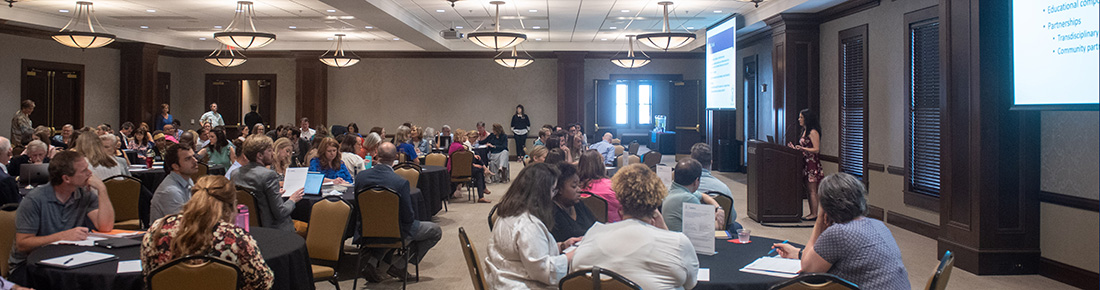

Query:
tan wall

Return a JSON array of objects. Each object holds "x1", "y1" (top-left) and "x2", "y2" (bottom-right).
[
  {"x1": 0, "y1": 33, "x2": 120, "y2": 129},
  {"x1": 1038, "y1": 110, "x2": 1099, "y2": 272}
]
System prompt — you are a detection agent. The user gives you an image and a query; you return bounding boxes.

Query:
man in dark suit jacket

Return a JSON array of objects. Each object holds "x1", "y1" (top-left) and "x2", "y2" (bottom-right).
[
  {"x1": 354, "y1": 142, "x2": 441, "y2": 280},
  {"x1": 0, "y1": 137, "x2": 21, "y2": 205}
]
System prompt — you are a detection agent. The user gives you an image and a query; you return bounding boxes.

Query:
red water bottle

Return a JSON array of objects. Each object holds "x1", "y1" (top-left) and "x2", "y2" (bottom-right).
[
  {"x1": 145, "y1": 156, "x2": 154, "y2": 168},
  {"x1": 236, "y1": 204, "x2": 250, "y2": 232}
]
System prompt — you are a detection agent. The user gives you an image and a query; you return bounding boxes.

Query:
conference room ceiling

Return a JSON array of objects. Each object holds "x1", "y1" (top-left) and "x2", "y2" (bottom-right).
[{"x1": 0, "y1": 0, "x2": 846, "y2": 52}]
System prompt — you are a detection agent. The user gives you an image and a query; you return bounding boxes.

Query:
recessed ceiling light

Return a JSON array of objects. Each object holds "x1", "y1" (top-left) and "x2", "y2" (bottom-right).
[
  {"x1": 326, "y1": 9, "x2": 336, "y2": 13},
  {"x1": 393, "y1": 37, "x2": 400, "y2": 40},
  {"x1": 214, "y1": 25, "x2": 223, "y2": 29},
  {"x1": 339, "y1": 16, "x2": 354, "y2": 19},
  {"x1": 529, "y1": 9, "x2": 537, "y2": 12},
  {"x1": 621, "y1": 9, "x2": 630, "y2": 13},
  {"x1": 687, "y1": 26, "x2": 695, "y2": 29},
  {"x1": 609, "y1": 26, "x2": 617, "y2": 29},
  {"x1": 713, "y1": 10, "x2": 722, "y2": 13},
  {"x1": 289, "y1": 26, "x2": 297, "y2": 29},
  {"x1": 327, "y1": 37, "x2": 334, "y2": 40},
  {"x1": 365, "y1": 26, "x2": 374, "y2": 29},
  {"x1": 146, "y1": 9, "x2": 156, "y2": 13},
  {"x1": 456, "y1": 26, "x2": 464, "y2": 29},
  {"x1": 601, "y1": 38, "x2": 608, "y2": 41},
  {"x1": 140, "y1": 26, "x2": 149, "y2": 29},
  {"x1": 532, "y1": 26, "x2": 540, "y2": 29},
  {"x1": 535, "y1": 38, "x2": 542, "y2": 41},
  {"x1": 436, "y1": 9, "x2": 445, "y2": 13},
  {"x1": 326, "y1": 16, "x2": 337, "y2": 19},
  {"x1": 199, "y1": 37, "x2": 207, "y2": 40},
  {"x1": 59, "y1": 9, "x2": 69, "y2": 13}
]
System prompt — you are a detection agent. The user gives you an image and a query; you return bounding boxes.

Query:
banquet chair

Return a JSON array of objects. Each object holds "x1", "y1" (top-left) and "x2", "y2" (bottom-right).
[
  {"x1": 354, "y1": 186, "x2": 417, "y2": 290},
  {"x1": 306, "y1": 196, "x2": 352, "y2": 290},
  {"x1": 487, "y1": 204, "x2": 499, "y2": 231},
  {"x1": 449, "y1": 151, "x2": 475, "y2": 201},
  {"x1": 614, "y1": 145, "x2": 625, "y2": 157},
  {"x1": 611, "y1": 138, "x2": 621, "y2": 145},
  {"x1": 458, "y1": 227, "x2": 488, "y2": 290},
  {"x1": 235, "y1": 187, "x2": 261, "y2": 227},
  {"x1": 559, "y1": 266, "x2": 641, "y2": 290},
  {"x1": 190, "y1": 162, "x2": 209, "y2": 184},
  {"x1": 627, "y1": 142, "x2": 639, "y2": 155},
  {"x1": 925, "y1": 251, "x2": 955, "y2": 290},
  {"x1": 394, "y1": 167, "x2": 421, "y2": 190},
  {"x1": 707, "y1": 192, "x2": 733, "y2": 230},
  {"x1": 616, "y1": 155, "x2": 640, "y2": 169},
  {"x1": 579, "y1": 192, "x2": 608, "y2": 223},
  {"x1": 147, "y1": 255, "x2": 242, "y2": 290},
  {"x1": 398, "y1": 152, "x2": 409, "y2": 164},
  {"x1": 103, "y1": 175, "x2": 143, "y2": 230},
  {"x1": 424, "y1": 153, "x2": 448, "y2": 167},
  {"x1": 768, "y1": 273, "x2": 859, "y2": 290},
  {"x1": 642, "y1": 151, "x2": 662, "y2": 171},
  {"x1": 0, "y1": 203, "x2": 18, "y2": 278}
]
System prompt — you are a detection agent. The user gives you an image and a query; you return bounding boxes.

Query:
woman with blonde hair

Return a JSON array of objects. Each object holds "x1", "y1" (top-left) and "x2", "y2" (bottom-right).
[
  {"x1": 271, "y1": 137, "x2": 295, "y2": 178},
  {"x1": 394, "y1": 125, "x2": 419, "y2": 164},
  {"x1": 571, "y1": 164, "x2": 699, "y2": 290},
  {"x1": 141, "y1": 175, "x2": 274, "y2": 290},
  {"x1": 525, "y1": 145, "x2": 548, "y2": 165},
  {"x1": 73, "y1": 132, "x2": 129, "y2": 179},
  {"x1": 308, "y1": 137, "x2": 352, "y2": 184}
]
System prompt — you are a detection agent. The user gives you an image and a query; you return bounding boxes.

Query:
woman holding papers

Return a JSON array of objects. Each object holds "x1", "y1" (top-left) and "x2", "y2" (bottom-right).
[
  {"x1": 571, "y1": 164, "x2": 699, "y2": 290},
  {"x1": 771, "y1": 173, "x2": 909, "y2": 289},
  {"x1": 142, "y1": 176, "x2": 274, "y2": 290},
  {"x1": 485, "y1": 163, "x2": 579, "y2": 289}
]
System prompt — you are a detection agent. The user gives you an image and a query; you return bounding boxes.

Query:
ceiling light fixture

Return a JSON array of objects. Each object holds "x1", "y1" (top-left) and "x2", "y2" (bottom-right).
[
  {"x1": 466, "y1": 1, "x2": 526, "y2": 50},
  {"x1": 53, "y1": 1, "x2": 116, "y2": 50},
  {"x1": 635, "y1": 1, "x2": 695, "y2": 51},
  {"x1": 611, "y1": 35, "x2": 651, "y2": 69},
  {"x1": 494, "y1": 46, "x2": 534, "y2": 69},
  {"x1": 319, "y1": 33, "x2": 360, "y2": 68},
  {"x1": 206, "y1": 45, "x2": 247, "y2": 68},
  {"x1": 59, "y1": 9, "x2": 69, "y2": 13},
  {"x1": 213, "y1": 1, "x2": 276, "y2": 50},
  {"x1": 326, "y1": 9, "x2": 336, "y2": 13},
  {"x1": 5, "y1": 0, "x2": 16, "y2": 8},
  {"x1": 146, "y1": 9, "x2": 156, "y2": 12},
  {"x1": 529, "y1": 9, "x2": 537, "y2": 12},
  {"x1": 735, "y1": 0, "x2": 766, "y2": 8}
]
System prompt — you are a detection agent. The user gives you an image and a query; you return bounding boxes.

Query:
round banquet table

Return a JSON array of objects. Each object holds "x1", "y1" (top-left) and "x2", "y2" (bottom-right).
[
  {"x1": 128, "y1": 166, "x2": 166, "y2": 227},
  {"x1": 24, "y1": 227, "x2": 314, "y2": 290},
  {"x1": 695, "y1": 236, "x2": 803, "y2": 290},
  {"x1": 293, "y1": 187, "x2": 428, "y2": 222},
  {"x1": 416, "y1": 165, "x2": 449, "y2": 218}
]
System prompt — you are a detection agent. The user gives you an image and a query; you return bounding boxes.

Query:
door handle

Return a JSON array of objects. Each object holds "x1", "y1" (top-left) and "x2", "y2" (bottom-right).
[{"x1": 674, "y1": 125, "x2": 700, "y2": 132}]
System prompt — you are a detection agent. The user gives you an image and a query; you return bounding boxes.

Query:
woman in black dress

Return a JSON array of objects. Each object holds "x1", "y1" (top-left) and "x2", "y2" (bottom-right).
[{"x1": 510, "y1": 105, "x2": 531, "y2": 159}]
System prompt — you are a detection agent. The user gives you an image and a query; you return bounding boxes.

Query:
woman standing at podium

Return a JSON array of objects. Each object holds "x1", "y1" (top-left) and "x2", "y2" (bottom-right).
[{"x1": 789, "y1": 108, "x2": 823, "y2": 221}]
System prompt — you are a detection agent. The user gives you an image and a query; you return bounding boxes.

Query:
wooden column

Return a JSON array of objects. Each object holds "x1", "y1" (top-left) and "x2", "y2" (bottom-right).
[
  {"x1": 118, "y1": 42, "x2": 162, "y2": 126},
  {"x1": 555, "y1": 51, "x2": 586, "y2": 126},
  {"x1": 295, "y1": 54, "x2": 328, "y2": 126},
  {"x1": 765, "y1": 14, "x2": 819, "y2": 145},
  {"x1": 938, "y1": 0, "x2": 1040, "y2": 274}
]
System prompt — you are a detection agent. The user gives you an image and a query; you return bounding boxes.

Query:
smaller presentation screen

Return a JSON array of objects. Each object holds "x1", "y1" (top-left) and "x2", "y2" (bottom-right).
[
  {"x1": 706, "y1": 16, "x2": 738, "y2": 109},
  {"x1": 1013, "y1": 0, "x2": 1099, "y2": 109}
]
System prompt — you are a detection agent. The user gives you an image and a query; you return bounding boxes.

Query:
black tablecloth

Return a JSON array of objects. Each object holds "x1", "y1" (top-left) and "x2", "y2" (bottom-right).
[
  {"x1": 130, "y1": 167, "x2": 166, "y2": 227},
  {"x1": 25, "y1": 227, "x2": 314, "y2": 290},
  {"x1": 293, "y1": 188, "x2": 426, "y2": 222},
  {"x1": 696, "y1": 236, "x2": 803, "y2": 290},
  {"x1": 417, "y1": 165, "x2": 448, "y2": 217}
]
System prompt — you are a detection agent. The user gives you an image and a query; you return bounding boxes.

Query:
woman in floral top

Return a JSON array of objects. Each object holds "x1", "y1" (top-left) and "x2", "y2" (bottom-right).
[{"x1": 141, "y1": 176, "x2": 274, "y2": 290}]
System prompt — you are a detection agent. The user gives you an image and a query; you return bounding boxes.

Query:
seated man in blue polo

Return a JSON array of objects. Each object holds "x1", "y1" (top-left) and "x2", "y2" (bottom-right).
[
  {"x1": 661, "y1": 158, "x2": 726, "y2": 232},
  {"x1": 8, "y1": 150, "x2": 116, "y2": 283},
  {"x1": 149, "y1": 143, "x2": 199, "y2": 222},
  {"x1": 690, "y1": 143, "x2": 741, "y2": 230}
]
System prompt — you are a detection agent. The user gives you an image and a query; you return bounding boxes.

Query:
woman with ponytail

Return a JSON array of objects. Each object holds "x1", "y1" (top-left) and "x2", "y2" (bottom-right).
[{"x1": 141, "y1": 175, "x2": 274, "y2": 290}]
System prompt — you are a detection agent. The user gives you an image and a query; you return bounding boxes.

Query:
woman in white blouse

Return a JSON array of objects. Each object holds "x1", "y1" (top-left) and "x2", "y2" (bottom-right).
[
  {"x1": 570, "y1": 163, "x2": 699, "y2": 290},
  {"x1": 485, "y1": 163, "x2": 581, "y2": 289}
]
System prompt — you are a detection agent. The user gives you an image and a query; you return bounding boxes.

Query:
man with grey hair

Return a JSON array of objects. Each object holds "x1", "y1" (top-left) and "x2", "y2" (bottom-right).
[
  {"x1": 7, "y1": 140, "x2": 49, "y2": 178},
  {"x1": 661, "y1": 158, "x2": 726, "y2": 232},
  {"x1": 690, "y1": 143, "x2": 740, "y2": 230},
  {"x1": 0, "y1": 136, "x2": 19, "y2": 204},
  {"x1": 437, "y1": 125, "x2": 453, "y2": 148}
]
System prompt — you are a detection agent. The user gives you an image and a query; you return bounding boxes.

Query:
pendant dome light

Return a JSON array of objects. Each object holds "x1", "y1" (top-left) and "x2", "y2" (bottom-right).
[
  {"x1": 610, "y1": 35, "x2": 651, "y2": 69},
  {"x1": 735, "y1": 0, "x2": 767, "y2": 8},
  {"x1": 213, "y1": 1, "x2": 276, "y2": 50},
  {"x1": 466, "y1": 1, "x2": 526, "y2": 50},
  {"x1": 635, "y1": 1, "x2": 695, "y2": 51},
  {"x1": 319, "y1": 34, "x2": 360, "y2": 68},
  {"x1": 206, "y1": 45, "x2": 247, "y2": 68},
  {"x1": 53, "y1": 1, "x2": 115, "y2": 49},
  {"x1": 494, "y1": 47, "x2": 534, "y2": 68}
]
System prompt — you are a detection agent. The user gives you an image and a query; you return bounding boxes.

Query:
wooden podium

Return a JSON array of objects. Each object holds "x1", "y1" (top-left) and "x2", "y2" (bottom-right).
[{"x1": 746, "y1": 140, "x2": 804, "y2": 223}]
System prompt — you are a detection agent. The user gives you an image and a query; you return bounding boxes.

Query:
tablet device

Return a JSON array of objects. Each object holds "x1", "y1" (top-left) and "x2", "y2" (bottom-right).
[
  {"x1": 303, "y1": 172, "x2": 325, "y2": 195},
  {"x1": 95, "y1": 237, "x2": 141, "y2": 249}
]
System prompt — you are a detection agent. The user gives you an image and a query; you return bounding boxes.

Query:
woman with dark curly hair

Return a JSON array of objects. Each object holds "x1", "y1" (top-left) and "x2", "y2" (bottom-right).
[
  {"x1": 788, "y1": 108, "x2": 824, "y2": 221},
  {"x1": 570, "y1": 164, "x2": 699, "y2": 290}
]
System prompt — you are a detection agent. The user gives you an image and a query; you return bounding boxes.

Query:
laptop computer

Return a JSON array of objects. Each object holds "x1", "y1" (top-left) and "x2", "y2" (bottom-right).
[
  {"x1": 766, "y1": 135, "x2": 776, "y2": 143},
  {"x1": 20, "y1": 163, "x2": 50, "y2": 186},
  {"x1": 303, "y1": 172, "x2": 325, "y2": 195}
]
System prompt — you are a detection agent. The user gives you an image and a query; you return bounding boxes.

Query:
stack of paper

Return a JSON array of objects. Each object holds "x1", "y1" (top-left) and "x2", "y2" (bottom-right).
[
  {"x1": 51, "y1": 236, "x2": 106, "y2": 246},
  {"x1": 38, "y1": 251, "x2": 117, "y2": 269},
  {"x1": 91, "y1": 229, "x2": 145, "y2": 239},
  {"x1": 740, "y1": 256, "x2": 802, "y2": 278}
]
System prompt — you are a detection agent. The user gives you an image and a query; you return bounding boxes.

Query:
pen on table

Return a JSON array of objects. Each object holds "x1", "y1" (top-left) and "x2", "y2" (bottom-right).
[
  {"x1": 63, "y1": 257, "x2": 74, "y2": 265},
  {"x1": 767, "y1": 240, "x2": 789, "y2": 256}
]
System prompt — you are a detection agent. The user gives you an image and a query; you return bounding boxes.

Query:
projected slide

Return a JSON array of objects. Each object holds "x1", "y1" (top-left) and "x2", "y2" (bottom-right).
[
  {"x1": 706, "y1": 17, "x2": 737, "y2": 109},
  {"x1": 1013, "y1": 0, "x2": 1099, "y2": 108}
]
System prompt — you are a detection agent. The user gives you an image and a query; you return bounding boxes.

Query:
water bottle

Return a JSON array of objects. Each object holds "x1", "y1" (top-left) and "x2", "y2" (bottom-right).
[
  {"x1": 236, "y1": 204, "x2": 250, "y2": 232},
  {"x1": 364, "y1": 155, "x2": 373, "y2": 170}
]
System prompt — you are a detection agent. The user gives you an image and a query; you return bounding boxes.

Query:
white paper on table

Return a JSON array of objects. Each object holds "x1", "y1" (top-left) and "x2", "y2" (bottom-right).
[
  {"x1": 656, "y1": 165, "x2": 673, "y2": 188},
  {"x1": 51, "y1": 236, "x2": 106, "y2": 246},
  {"x1": 323, "y1": 189, "x2": 343, "y2": 197},
  {"x1": 682, "y1": 203, "x2": 716, "y2": 255},
  {"x1": 117, "y1": 260, "x2": 142, "y2": 273},
  {"x1": 697, "y1": 268, "x2": 711, "y2": 281},
  {"x1": 38, "y1": 251, "x2": 116, "y2": 268},
  {"x1": 282, "y1": 167, "x2": 309, "y2": 197},
  {"x1": 740, "y1": 256, "x2": 802, "y2": 278}
]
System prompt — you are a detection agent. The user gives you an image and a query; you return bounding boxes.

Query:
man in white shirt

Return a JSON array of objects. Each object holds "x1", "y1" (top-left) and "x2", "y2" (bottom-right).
[
  {"x1": 299, "y1": 118, "x2": 315, "y2": 141},
  {"x1": 199, "y1": 103, "x2": 225, "y2": 127}
]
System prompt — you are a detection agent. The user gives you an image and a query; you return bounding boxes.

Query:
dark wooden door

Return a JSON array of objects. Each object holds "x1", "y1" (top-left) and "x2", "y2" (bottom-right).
[
  {"x1": 22, "y1": 60, "x2": 84, "y2": 129},
  {"x1": 157, "y1": 72, "x2": 171, "y2": 108},
  {"x1": 670, "y1": 80, "x2": 703, "y2": 154},
  {"x1": 206, "y1": 79, "x2": 242, "y2": 127}
]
